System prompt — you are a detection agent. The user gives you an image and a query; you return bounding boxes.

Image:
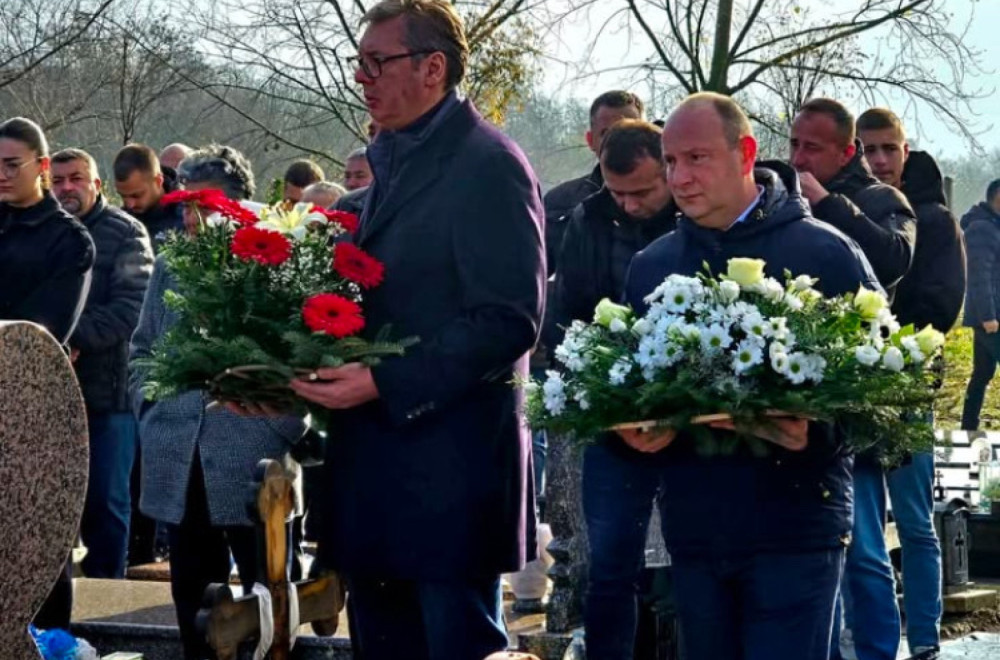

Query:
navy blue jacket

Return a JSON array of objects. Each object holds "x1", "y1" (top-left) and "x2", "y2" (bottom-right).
[
  {"x1": 963, "y1": 202, "x2": 1000, "y2": 327},
  {"x1": 318, "y1": 96, "x2": 545, "y2": 581},
  {"x1": 624, "y1": 163, "x2": 881, "y2": 557}
]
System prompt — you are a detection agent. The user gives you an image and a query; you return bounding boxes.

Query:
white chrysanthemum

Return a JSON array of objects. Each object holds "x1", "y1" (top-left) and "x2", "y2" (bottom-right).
[
  {"x1": 732, "y1": 339, "x2": 764, "y2": 374},
  {"x1": 785, "y1": 352, "x2": 810, "y2": 384},
  {"x1": 770, "y1": 351, "x2": 790, "y2": 374},
  {"x1": 740, "y1": 312, "x2": 771, "y2": 342},
  {"x1": 700, "y1": 323, "x2": 733, "y2": 353},
  {"x1": 608, "y1": 358, "x2": 634, "y2": 385},
  {"x1": 882, "y1": 346, "x2": 905, "y2": 372},
  {"x1": 876, "y1": 307, "x2": 901, "y2": 335},
  {"x1": 769, "y1": 341, "x2": 787, "y2": 359},
  {"x1": 718, "y1": 280, "x2": 741, "y2": 303},
  {"x1": 660, "y1": 342, "x2": 685, "y2": 367},
  {"x1": 854, "y1": 345, "x2": 881, "y2": 367},
  {"x1": 573, "y1": 389, "x2": 591, "y2": 410},
  {"x1": 542, "y1": 371, "x2": 567, "y2": 415}
]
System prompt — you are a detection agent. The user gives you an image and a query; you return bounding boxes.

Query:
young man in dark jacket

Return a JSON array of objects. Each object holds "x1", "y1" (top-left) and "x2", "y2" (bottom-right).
[
  {"x1": 543, "y1": 90, "x2": 643, "y2": 274},
  {"x1": 856, "y1": 108, "x2": 967, "y2": 660},
  {"x1": 961, "y1": 179, "x2": 1000, "y2": 430},
  {"x1": 51, "y1": 148, "x2": 154, "y2": 580},
  {"x1": 113, "y1": 143, "x2": 184, "y2": 251},
  {"x1": 622, "y1": 93, "x2": 880, "y2": 660},
  {"x1": 549, "y1": 119, "x2": 676, "y2": 656},
  {"x1": 790, "y1": 98, "x2": 918, "y2": 660}
]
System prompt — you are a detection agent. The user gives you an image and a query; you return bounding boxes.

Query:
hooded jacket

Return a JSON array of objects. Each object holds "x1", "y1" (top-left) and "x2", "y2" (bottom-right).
[
  {"x1": 891, "y1": 151, "x2": 966, "y2": 333},
  {"x1": 810, "y1": 140, "x2": 916, "y2": 298},
  {"x1": 0, "y1": 191, "x2": 95, "y2": 344},
  {"x1": 70, "y1": 195, "x2": 154, "y2": 412},
  {"x1": 624, "y1": 163, "x2": 881, "y2": 557},
  {"x1": 962, "y1": 201, "x2": 1000, "y2": 327}
]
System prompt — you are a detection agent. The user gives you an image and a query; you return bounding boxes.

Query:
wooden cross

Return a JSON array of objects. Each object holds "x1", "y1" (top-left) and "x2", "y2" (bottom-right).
[{"x1": 195, "y1": 459, "x2": 344, "y2": 660}]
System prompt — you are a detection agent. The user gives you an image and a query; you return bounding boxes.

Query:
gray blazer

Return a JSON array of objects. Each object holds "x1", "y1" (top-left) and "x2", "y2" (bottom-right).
[{"x1": 128, "y1": 257, "x2": 305, "y2": 526}]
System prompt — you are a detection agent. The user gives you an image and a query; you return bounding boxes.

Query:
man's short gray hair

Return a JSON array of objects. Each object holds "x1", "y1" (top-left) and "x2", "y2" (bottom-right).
[
  {"x1": 346, "y1": 148, "x2": 368, "y2": 162},
  {"x1": 177, "y1": 144, "x2": 256, "y2": 200}
]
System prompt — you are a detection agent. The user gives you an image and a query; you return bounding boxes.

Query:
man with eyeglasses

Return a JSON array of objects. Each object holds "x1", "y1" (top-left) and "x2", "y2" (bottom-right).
[{"x1": 277, "y1": 0, "x2": 545, "y2": 657}]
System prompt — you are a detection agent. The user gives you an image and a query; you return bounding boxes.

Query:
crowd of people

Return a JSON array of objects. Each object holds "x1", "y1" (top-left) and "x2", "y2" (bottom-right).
[{"x1": 2, "y1": 0, "x2": 1000, "y2": 659}]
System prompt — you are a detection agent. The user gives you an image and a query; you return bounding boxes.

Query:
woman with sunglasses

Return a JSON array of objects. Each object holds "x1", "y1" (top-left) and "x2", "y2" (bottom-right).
[{"x1": 0, "y1": 117, "x2": 95, "y2": 345}]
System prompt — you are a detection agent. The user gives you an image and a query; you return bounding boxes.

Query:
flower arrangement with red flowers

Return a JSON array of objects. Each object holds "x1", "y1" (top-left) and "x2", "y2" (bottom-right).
[{"x1": 137, "y1": 196, "x2": 414, "y2": 413}]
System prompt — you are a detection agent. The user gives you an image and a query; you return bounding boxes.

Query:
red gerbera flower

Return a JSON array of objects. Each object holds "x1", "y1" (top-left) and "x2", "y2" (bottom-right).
[
  {"x1": 333, "y1": 242, "x2": 385, "y2": 288},
  {"x1": 214, "y1": 198, "x2": 261, "y2": 225},
  {"x1": 231, "y1": 226, "x2": 292, "y2": 266},
  {"x1": 311, "y1": 207, "x2": 360, "y2": 234},
  {"x1": 302, "y1": 293, "x2": 365, "y2": 337},
  {"x1": 162, "y1": 188, "x2": 228, "y2": 207},
  {"x1": 162, "y1": 189, "x2": 260, "y2": 226}
]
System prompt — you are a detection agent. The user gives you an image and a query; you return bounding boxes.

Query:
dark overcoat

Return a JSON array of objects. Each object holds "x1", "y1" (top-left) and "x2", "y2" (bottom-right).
[{"x1": 318, "y1": 97, "x2": 546, "y2": 582}]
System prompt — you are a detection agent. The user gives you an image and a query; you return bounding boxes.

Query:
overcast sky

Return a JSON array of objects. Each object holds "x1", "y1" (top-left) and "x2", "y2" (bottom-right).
[{"x1": 537, "y1": 0, "x2": 999, "y2": 159}]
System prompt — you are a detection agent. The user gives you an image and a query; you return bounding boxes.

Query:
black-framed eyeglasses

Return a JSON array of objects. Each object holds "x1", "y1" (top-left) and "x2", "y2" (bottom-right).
[
  {"x1": 347, "y1": 51, "x2": 436, "y2": 79},
  {"x1": 0, "y1": 157, "x2": 41, "y2": 179}
]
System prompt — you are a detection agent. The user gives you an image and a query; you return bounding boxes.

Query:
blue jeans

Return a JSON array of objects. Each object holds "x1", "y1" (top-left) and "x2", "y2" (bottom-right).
[
  {"x1": 345, "y1": 575, "x2": 507, "y2": 659},
  {"x1": 582, "y1": 439, "x2": 663, "y2": 658},
  {"x1": 887, "y1": 452, "x2": 942, "y2": 652},
  {"x1": 80, "y1": 411, "x2": 137, "y2": 578},
  {"x1": 832, "y1": 460, "x2": 900, "y2": 660},
  {"x1": 673, "y1": 548, "x2": 845, "y2": 660}
]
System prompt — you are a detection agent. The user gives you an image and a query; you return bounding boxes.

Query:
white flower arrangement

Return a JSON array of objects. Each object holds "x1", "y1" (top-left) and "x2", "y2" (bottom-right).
[{"x1": 523, "y1": 258, "x2": 944, "y2": 463}]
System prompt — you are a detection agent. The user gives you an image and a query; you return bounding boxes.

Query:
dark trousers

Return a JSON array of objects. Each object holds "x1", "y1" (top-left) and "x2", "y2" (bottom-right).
[
  {"x1": 672, "y1": 549, "x2": 845, "y2": 660},
  {"x1": 167, "y1": 457, "x2": 259, "y2": 660},
  {"x1": 582, "y1": 440, "x2": 663, "y2": 659},
  {"x1": 345, "y1": 575, "x2": 507, "y2": 660},
  {"x1": 962, "y1": 327, "x2": 1000, "y2": 430}
]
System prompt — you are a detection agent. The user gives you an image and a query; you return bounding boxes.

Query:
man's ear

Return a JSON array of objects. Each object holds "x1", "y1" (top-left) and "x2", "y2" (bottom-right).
[
  {"x1": 424, "y1": 52, "x2": 448, "y2": 88},
  {"x1": 740, "y1": 135, "x2": 758, "y2": 175}
]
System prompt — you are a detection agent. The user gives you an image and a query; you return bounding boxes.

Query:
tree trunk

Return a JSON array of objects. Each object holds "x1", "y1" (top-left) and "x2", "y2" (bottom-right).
[{"x1": 707, "y1": 0, "x2": 734, "y2": 93}]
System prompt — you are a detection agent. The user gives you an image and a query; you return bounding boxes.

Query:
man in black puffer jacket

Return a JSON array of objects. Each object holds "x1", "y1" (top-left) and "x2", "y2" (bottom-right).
[
  {"x1": 550, "y1": 119, "x2": 677, "y2": 657},
  {"x1": 113, "y1": 143, "x2": 184, "y2": 252},
  {"x1": 622, "y1": 93, "x2": 880, "y2": 660},
  {"x1": 961, "y1": 179, "x2": 1000, "y2": 430},
  {"x1": 790, "y1": 98, "x2": 919, "y2": 660},
  {"x1": 856, "y1": 108, "x2": 967, "y2": 660},
  {"x1": 51, "y1": 149, "x2": 154, "y2": 580}
]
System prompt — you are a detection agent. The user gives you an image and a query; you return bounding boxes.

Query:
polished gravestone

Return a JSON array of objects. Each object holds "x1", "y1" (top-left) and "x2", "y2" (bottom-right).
[{"x1": 0, "y1": 322, "x2": 89, "y2": 659}]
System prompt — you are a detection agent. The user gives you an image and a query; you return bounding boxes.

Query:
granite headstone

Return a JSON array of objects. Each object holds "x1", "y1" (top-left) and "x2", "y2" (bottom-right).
[{"x1": 0, "y1": 321, "x2": 89, "y2": 659}]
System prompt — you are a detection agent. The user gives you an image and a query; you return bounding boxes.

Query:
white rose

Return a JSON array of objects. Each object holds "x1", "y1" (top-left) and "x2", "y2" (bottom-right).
[
  {"x1": 854, "y1": 345, "x2": 881, "y2": 367},
  {"x1": 609, "y1": 318, "x2": 628, "y2": 333},
  {"x1": 632, "y1": 318, "x2": 653, "y2": 336},
  {"x1": 718, "y1": 279, "x2": 741, "y2": 303},
  {"x1": 726, "y1": 258, "x2": 766, "y2": 287},
  {"x1": 882, "y1": 346, "x2": 905, "y2": 372}
]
